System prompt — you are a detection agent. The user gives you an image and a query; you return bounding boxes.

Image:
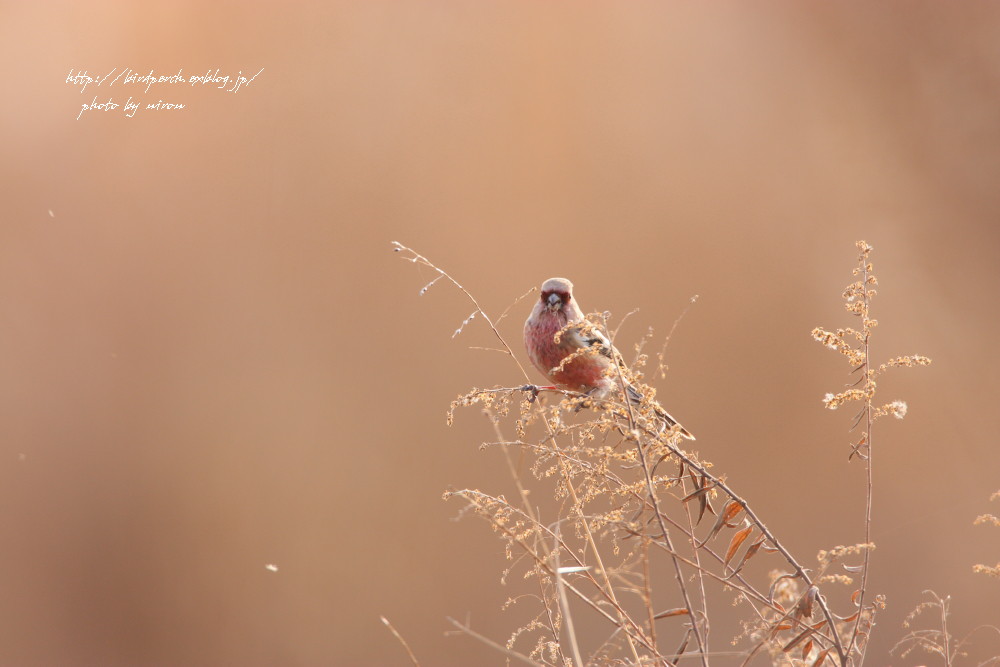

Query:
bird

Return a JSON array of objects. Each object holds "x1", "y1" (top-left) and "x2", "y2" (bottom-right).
[{"x1": 523, "y1": 277, "x2": 694, "y2": 440}]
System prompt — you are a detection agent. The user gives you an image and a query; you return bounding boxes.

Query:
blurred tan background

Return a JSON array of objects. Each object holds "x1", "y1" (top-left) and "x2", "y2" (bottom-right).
[{"x1": 2, "y1": 2, "x2": 999, "y2": 665}]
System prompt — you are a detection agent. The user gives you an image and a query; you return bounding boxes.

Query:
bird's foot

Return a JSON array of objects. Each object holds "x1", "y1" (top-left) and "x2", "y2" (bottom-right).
[
  {"x1": 573, "y1": 387, "x2": 600, "y2": 412},
  {"x1": 519, "y1": 384, "x2": 556, "y2": 403}
]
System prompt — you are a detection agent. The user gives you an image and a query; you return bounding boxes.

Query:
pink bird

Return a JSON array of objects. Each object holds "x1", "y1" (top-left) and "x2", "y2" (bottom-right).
[{"x1": 524, "y1": 277, "x2": 695, "y2": 440}]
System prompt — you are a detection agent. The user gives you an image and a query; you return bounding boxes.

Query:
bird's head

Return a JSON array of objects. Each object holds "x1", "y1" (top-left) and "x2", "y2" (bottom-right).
[{"x1": 539, "y1": 277, "x2": 574, "y2": 314}]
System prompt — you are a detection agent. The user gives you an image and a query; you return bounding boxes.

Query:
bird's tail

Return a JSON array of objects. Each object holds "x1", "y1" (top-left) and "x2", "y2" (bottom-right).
[
  {"x1": 625, "y1": 383, "x2": 695, "y2": 440},
  {"x1": 652, "y1": 403, "x2": 696, "y2": 440}
]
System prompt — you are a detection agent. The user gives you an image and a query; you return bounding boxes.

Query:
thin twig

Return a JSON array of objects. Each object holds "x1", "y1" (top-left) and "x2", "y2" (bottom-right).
[
  {"x1": 448, "y1": 489, "x2": 657, "y2": 654},
  {"x1": 556, "y1": 443, "x2": 649, "y2": 662},
  {"x1": 553, "y1": 525, "x2": 585, "y2": 667},
  {"x1": 484, "y1": 409, "x2": 569, "y2": 665},
  {"x1": 392, "y1": 242, "x2": 533, "y2": 383},
  {"x1": 602, "y1": 314, "x2": 706, "y2": 667},
  {"x1": 641, "y1": 532, "x2": 659, "y2": 657},
  {"x1": 446, "y1": 617, "x2": 544, "y2": 666},
  {"x1": 657, "y1": 295, "x2": 699, "y2": 380},
  {"x1": 630, "y1": 417, "x2": 848, "y2": 662},
  {"x1": 847, "y1": 248, "x2": 875, "y2": 665},
  {"x1": 681, "y1": 476, "x2": 711, "y2": 656},
  {"x1": 380, "y1": 616, "x2": 422, "y2": 667}
]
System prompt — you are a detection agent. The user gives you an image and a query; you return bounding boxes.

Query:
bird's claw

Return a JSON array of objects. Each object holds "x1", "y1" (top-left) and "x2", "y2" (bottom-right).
[
  {"x1": 573, "y1": 387, "x2": 598, "y2": 412},
  {"x1": 519, "y1": 384, "x2": 541, "y2": 403}
]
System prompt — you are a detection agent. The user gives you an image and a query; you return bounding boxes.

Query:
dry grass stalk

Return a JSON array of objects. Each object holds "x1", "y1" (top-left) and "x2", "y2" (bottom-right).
[
  {"x1": 973, "y1": 490, "x2": 1000, "y2": 579},
  {"x1": 891, "y1": 591, "x2": 1000, "y2": 666}
]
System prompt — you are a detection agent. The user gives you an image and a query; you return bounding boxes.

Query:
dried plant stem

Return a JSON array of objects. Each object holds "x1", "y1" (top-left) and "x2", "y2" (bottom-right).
[
  {"x1": 484, "y1": 408, "x2": 536, "y2": 521},
  {"x1": 891, "y1": 591, "x2": 1000, "y2": 664},
  {"x1": 641, "y1": 535, "x2": 659, "y2": 657},
  {"x1": 635, "y1": 516, "x2": 837, "y2": 648},
  {"x1": 380, "y1": 616, "x2": 422, "y2": 667},
  {"x1": 553, "y1": 526, "x2": 585, "y2": 667},
  {"x1": 480, "y1": 426, "x2": 839, "y2": 656},
  {"x1": 846, "y1": 254, "x2": 875, "y2": 665},
  {"x1": 486, "y1": 411, "x2": 571, "y2": 666},
  {"x1": 940, "y1": 598, "x2": 952, "y2": 667},
  {"x1": 602, "y1": 316, "x2": 707, "y2": 667},
  {"x1": 635, "y1": 437, "x2": 707, "y2": 666},
  {"x1": 598, "y1": 318, "x2": 822, "y2": 653},
  {"x1": 557, "y1": 448, "x2": 647, "y2": 663},
  {"x1": 446, "y1": 617, "x2": 543, "y2": 666},
  {"x1": 482, "y1": 436, "x2": 833, "y2": 645},
  {"x1": 657, "y1": 295, "x2": 698, "y2": 379},
  {"x1": 451, "y1": 489, "x2": 659, "y2": 653},
  {"x1": 633, "y1": 417, "x2": 849, "y2": 662},
  {"x1": 392, "y1": 242, "x2": 533, "y2": 383},
  {"x1": 682, "y1": 491, "x2": 710, "y2": 653},
  {"x1": 482, "y1": 401, "x2": 846, "y2": 658},
  {"x1": 539, "y1": 570, "x2": 568, "y2": 666}
]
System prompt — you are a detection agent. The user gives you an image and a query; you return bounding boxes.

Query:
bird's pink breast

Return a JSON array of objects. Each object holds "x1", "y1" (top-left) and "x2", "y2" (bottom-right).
[{"x1": 525, "y1": 311, "x2": 609, "y2": 392}]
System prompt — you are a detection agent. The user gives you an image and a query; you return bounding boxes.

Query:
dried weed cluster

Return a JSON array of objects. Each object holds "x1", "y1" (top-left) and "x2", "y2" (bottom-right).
[
  {"x1": 890, "y1": 590, "x2": 1000, "y2": 666},
  {"x1": 973, "y1": 491, "x2": 1000, "y2": 579},
  {"x1": 388, "y1": 241, "x2": 981, "y2": 666}
]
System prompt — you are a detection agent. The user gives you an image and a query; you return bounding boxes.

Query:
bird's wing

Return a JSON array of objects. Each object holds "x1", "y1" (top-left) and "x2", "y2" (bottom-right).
[
  {"x1": 563, "y1": 321, "x2": 614, "y2": 358},
  {"x1": 565, "y1": 321, "x2": 696, "y2": 440}
]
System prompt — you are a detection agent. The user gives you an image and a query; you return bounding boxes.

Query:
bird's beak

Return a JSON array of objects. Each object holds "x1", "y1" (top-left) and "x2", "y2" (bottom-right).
[{"x1": 546, "y1": 293, "x2": 562, "y2": 310}]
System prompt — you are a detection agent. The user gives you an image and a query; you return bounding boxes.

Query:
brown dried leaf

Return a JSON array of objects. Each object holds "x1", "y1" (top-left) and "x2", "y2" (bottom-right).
[
  {"x1": 721, "y1": 499, "x2": 743, "y2": 525},
  {"x1": 681, "y1": 481, "x2": 712, "y2": 503},
  {"x1": 682, "y1": 472, "x2": 714, "y2": 524},
  {"x1": 801, "y1": 639, "x2": 813, "y2": 661},
  {"x1": 705, "y1": 500, "x2": 743, "y2": 543},
  {"x1": 701, "y1": 495, "x2": 716, "y2": 522},
  {"x1": 653, "y1": 608, "x2": 691, "y2": 619},
  {"x1": 730, "y1": 535, "x2": 766, "y2": 577},
  {"x1": 699, "y1": 495, "x2": 710, "y2": 524},
  {"x1": 782, "y1": 627, "x2": 815, "y2": 652},
  {"x1": 673, "y1": 629, "x2": 691, "y2": 659},
  {"x1": 811, "y1": 648, "x2": 831, "y2": 667},
  {"x1": 794, "y1": 586, "x2": 819, "y2": 620},
  {"x1": 769, "y1": 622, "x2": 793, "y2": 640},
  {"x1": 725, "y1": 525, "x2": 754, "y2": 567}
]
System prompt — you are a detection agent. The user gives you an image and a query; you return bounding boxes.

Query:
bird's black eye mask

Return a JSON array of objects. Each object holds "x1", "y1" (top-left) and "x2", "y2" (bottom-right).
[{"x1": 541, "y1": 290, "x2": 570, "y2": 306}]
